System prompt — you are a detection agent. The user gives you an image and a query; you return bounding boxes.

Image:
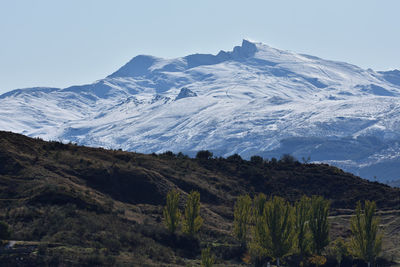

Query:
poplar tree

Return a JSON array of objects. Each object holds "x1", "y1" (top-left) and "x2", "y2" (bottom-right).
[
  {"x1": 252, "y1": 193, "x2": 267, "y2": 245},
  {"x1": 257, "y1": 196, "x2": 295, "y2": 266},
  {"x1": 250, "y1": 193, "x2": 268, "y2": 265},
  {"x1": 183, "y1": 191, "x2": 203, "y2": 237},
  {"x1": 349, "y1": 201, "x2": 382, "y2": 267},
  {"x1": 309, "y1": 196, "x2": 330, "y2": 255},
  {"x1": 295, "y1": 195, "x2": 312, "y2": 257},
  {"x1": 163, "y1": 190, "x2": 181, "y2": 234},
  {"x1": 253, "y1": 193, "x2": 267, "y2": 223},
  {"x1": 233, "y1": 194, "x2": 252, "y2": 246}
]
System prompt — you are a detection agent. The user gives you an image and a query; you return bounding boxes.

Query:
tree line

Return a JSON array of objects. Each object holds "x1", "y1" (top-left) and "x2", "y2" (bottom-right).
[
  {"x1": 234, "y1": 194, "x2": 382, "y2": 267},
  {"x1": 163, "y1": 190, "x2": 383, "y2": 267}
]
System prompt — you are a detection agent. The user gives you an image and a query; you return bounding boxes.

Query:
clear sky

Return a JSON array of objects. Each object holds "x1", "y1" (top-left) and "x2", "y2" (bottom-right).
[{"x1": 1, "y1": 0, "x2": 399, "y2": 94}]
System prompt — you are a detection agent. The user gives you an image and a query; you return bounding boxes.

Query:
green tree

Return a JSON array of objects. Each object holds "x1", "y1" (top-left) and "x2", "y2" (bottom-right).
[
  {"x1": 253, "y1": 193, "x2": 267, "y2": 239},
  {"x1": 252, "y1": 196, "x2": 295, "y2": 266},
  {"x1": 295, "y1": 195, "x2": 312, "y2": 258},
  {"x1": 183, "y1": 191, "x2": 203, "y2": 237},
  {"x1": 233, "y1": 194, "x2": 252, "y2": 246},
  {"x1": 250, "y1": 193, "x2": 268, "y2": 265},
  {"x1": 309, "y1": 196, "x2": 330, "y2": 255},
  {"x1": 163, "y1": 190, "x2": 181, "y2": 234},
  {"x1": 253, "y1": 193, "x2": 267, "y2": 222},
  {"x1": 201, "y1": 247, "x2": 215, "y2": 267},
  {"x1": 349, "y1": 201, "x2": 382, "y2": 267}
]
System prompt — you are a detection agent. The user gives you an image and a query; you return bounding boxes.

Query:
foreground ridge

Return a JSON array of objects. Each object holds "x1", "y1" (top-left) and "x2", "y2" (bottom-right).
[{"x1": 0, "y1": 131, "x2": 399, "y2": 265}]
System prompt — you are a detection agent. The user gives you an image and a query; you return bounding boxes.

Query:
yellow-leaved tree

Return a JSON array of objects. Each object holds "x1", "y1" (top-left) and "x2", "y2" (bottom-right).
[
  {"x1": 163, "y1": 190, "x2": 181, "y2": 234},
  {"x1": 233, "y1": 194, "x2": 252, "y2": 247},
  {"x1": 183, "y1": 191, "x2": 203, "y2": 237},
  {"x1": 349, "y1": 200, "x2": 382, "y2": 267},
  {"x1": 251, "y1": 196, "x2": 295, "y2": 267}
]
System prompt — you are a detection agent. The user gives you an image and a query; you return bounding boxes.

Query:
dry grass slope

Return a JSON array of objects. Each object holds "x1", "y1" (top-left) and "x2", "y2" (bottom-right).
[{"x1": 0, "y1": 131, "x2": 399, "y2": 266}]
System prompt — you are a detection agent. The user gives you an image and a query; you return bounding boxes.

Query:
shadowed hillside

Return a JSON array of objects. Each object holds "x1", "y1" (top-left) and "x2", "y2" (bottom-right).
[{"x1": 0, "y1": 131, "x2": 399, "y2": 266}]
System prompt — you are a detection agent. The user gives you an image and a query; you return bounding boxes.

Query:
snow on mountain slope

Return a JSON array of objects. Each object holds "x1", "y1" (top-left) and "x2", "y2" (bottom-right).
[{"x1": 1, "y1": 40, "x2": 400, "y2": 183}]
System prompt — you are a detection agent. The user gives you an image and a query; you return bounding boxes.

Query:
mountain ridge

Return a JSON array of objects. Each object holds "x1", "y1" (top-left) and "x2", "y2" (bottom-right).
[{"x1": 1, "y1": 40, "x2": 400, "y2": 183}]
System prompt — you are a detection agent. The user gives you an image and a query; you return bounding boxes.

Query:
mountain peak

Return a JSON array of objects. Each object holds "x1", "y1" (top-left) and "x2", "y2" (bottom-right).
[
  {"x1": 242, "y1": 39, "x2": 259, "y2": 50},
  {"x1": 230, "y1": 39, "x2": 258, "y2": 59},
  {"x1": 110, "y1": 40, "x2": 262, "y2": 78},
  {"x1": 108, "y1": 55, "x2": 160, "y2": 78}
]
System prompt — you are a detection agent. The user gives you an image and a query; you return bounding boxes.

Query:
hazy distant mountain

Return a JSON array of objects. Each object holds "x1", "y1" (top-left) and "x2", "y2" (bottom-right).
[{"x1": 1, "y1": 40, "x2": 400, "y2": 183}]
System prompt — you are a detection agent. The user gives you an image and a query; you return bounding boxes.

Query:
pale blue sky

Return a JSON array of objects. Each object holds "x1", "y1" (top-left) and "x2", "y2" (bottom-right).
[{"x1": 0, "y1": 0, "x2": 399, "y2": 94}]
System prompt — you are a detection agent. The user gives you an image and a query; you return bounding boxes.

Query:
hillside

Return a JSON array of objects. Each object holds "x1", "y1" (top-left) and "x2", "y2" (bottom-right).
[
  {"x1": 1, "y1": 40, "x2": 400, "y2": 183},
  {"x1": 0, "y1": 131, "x2": 400, "y2": 265}
]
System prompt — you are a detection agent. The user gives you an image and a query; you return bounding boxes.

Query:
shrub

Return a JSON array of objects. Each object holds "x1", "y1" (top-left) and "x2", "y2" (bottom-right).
[
  {"x1": 308, "y1": 254, "x2": 326, "y2": 267},
  {"x1": 279, "y1": 154, "x2": 297, "y2": 164},
  {"x1": 227, "y1": 153, "x2": 243, "y2": 162},
  {"x1": 333, "y1": 237, "x2": 349, "y2": 266},
  {"x1": 250, "y1": 155, "x2": 263, "y2": 165},
  {"x1": 161, "y1": 151, "x2": 175, "y2": 158},
  {"x1": 176, "y1": 152, "x2": 188, "y2": 159},
  {"x1": 201, "y1": 247, "x2": 215, "y2": 267},
  {"x1": 196, "y1": 150, "x2": 213, "y2": 160}
]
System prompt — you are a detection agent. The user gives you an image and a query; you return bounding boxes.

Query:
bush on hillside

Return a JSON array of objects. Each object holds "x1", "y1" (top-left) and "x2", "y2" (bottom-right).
[{"x1": 196, "y1": 150, "x2": 213, "y2": 160}]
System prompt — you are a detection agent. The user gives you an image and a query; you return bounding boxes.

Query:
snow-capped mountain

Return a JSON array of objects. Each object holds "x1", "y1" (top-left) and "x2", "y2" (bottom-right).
[{"x1": 2, "y1": 40, "x2": 400, "y2": 183}]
